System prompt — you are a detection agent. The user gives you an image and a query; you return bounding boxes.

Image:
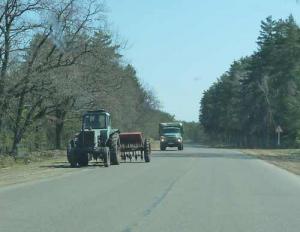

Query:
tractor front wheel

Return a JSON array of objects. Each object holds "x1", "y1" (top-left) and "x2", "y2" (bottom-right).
[{"x1": 67, "y1": 145, "x2": 78, "y2": 168}]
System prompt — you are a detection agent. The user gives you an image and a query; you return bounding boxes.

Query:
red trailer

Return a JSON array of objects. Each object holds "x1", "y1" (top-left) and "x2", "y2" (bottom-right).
[{"x1": 119, "y1": 132, "x2": 151, "y2": 162}]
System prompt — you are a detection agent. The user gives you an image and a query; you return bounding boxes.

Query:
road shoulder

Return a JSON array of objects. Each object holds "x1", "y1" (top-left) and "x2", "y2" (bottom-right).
[
  {"x1": 0, "y1": 150, "x2": 79, "y2": 188},
  {"x1": 239, "y1": 149, "x2": 300, "y2": 175}
]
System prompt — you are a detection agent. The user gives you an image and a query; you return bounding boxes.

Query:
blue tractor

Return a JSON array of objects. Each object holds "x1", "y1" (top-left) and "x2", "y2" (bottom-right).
[{"x1": 67, "y1": 110, "x2": 120, "y2": 167}]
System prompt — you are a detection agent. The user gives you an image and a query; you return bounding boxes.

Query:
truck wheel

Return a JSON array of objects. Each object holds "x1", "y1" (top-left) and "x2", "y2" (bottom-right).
[
  {"x1": 110, "y1": 136, "x2": 120, "y2": 165},
  {"x1": 160, "y1": 144, "x2": 166, "y2": 151},
  {"x1": 144, "y1": 139, "x2": 151, "y2": 163},
  {"x1": 178, "y1": 144, "x2": 183, "y2": 150},
  {"x1": 103, "y1": 147, "x2": 110, "y2": 167},
  {"x1": 78, "y1": 153, "x2": 88, "y2": 167}
]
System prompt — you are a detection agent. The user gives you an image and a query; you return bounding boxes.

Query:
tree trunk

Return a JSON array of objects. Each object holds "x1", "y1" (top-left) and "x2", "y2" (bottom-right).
[
  {"x1": 55, "y1": 109, "x2": 66, "y2": 150},
  {"x1": 10, "y1": 89, "x2": 26, "y2": 156},
  {"x1": 55, "y1": 121, "x2": 64, "y2": 150},
  {"x1": 11, "y1": 131, "x2": 21, "y2": 157}
]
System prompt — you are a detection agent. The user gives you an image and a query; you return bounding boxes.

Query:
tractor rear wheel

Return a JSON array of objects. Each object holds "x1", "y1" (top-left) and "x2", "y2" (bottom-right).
[
  {"x1": 78, "y1": 153, "x2": 88, "y2": 167},
  {"x1": 144, "y1": 139, "x2": 151, "y2": 163},
  {"x1": 67, "y1": 145, "x2": 78, "y2": 168},
  {"x1": 68, "y1": 155, "x2": 77, "y2": 168},
  {"x1": 110, "y1": 135, "x2": 120, "y2": 165}
]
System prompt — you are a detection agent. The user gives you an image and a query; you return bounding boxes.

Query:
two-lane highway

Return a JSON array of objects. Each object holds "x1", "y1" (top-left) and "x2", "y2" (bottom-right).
[{"x1": 1, "y1": 145, "x2": 300, "y2": 232}]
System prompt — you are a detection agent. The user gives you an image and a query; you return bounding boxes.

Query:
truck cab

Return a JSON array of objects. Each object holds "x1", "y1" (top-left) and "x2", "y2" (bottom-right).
[{"x1": 159, "y1": 122, "x2": 184, "y2": 151}]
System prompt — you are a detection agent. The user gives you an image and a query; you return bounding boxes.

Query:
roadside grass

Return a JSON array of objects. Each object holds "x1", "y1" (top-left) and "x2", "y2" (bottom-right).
[
  {"x1": 0, "y1": 150, "x2": 74, "y2": 187},
  {"x1": 240, "y1": 149, "x2": 300, "y2": 175},
  {"x1": 150, "y1": 139, "x2": 160, "y2": 151},
  {"x1": 0, "y1": 150, "x2": 65, "y2": 169},
  {"x1": 0, "y1": 155, "x2": 15, "y2": 168}
]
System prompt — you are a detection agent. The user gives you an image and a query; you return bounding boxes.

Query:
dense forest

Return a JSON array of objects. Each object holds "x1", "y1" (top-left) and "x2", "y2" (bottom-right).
[
  {"x1": 0, "y1": 0, "x2": 174, "y2": 156},
  {"x1": 200, "y1": 16, "x2": 300, "y2": 148}
]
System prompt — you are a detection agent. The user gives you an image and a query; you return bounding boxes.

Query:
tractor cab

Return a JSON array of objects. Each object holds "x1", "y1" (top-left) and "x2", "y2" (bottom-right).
[
  {"x1": 80, "y1": 110, "x2": 111, "y2": 148},
  {"x1": 82, "y1": 110, "x2": 111, "y2": 130},
  {"x1": 67, "y1": 109, "x2": 120, "y2": 167}
]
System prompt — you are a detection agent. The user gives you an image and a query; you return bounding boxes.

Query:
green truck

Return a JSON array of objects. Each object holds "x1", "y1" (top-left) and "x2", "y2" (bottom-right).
[
  {"x1": 159, "y1": 122, "x2": 184, "y2": 151},
  {"x1": 67, "y1": 109, "x2": 120, "y2": 167}
]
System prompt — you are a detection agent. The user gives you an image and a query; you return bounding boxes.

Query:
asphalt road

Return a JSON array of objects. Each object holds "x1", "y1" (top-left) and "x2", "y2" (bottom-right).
[{"x1": 1, "y1": 145, "x2": 300, "y2": 232}]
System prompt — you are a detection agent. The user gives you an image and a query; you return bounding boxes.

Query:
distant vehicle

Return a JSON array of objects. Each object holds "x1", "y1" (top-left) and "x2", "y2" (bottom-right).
[
  {"x1": 67, "y1": 109, "x2": 120, "y2": 167},
  {"x1": 159, "y1": 122, "x2": 184, "y2": 151}
]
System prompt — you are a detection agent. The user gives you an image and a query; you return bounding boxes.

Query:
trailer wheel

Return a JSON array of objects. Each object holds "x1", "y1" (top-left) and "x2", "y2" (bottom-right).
[
  {"x1": 110, "y1": 135, "x2": 120, "y2": 165},
  {"x1": 103, "y1": 147, "x2": 110, "y2": 167},
  {"x1": 144, "y1": 139, "x2": 151, "y2": 163}
]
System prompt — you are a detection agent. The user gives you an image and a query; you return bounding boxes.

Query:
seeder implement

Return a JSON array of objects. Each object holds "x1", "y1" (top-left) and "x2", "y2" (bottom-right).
[{"x1": 119, "y1": 132, "x2": 151, "y2": 162}]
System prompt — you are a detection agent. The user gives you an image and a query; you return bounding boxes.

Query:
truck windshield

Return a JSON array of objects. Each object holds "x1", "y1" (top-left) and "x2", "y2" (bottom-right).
[
  {"x1": 83, "y1": 114, "x2": 106, "y2": 129},
  {"x1": 163, "y1": 128, "x2": 180, "y2": 134}
]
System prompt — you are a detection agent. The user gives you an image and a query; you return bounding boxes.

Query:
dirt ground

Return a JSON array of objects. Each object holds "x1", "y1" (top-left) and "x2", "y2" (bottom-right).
[
  {"x1": 240, "y1": 149, "x2": 300, "y2": 175},
  {"x1": 0, "y1": 151, "x2": 82, "y2": 187}
]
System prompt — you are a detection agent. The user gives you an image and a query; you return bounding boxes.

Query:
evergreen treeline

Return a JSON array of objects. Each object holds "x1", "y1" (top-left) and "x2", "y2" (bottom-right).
[
  {"x1": 182, "y1": 122, "x2": 206, "y2": 143},
  {"x1": 0, "y1": 0, "x2": 173, "y2": 155},
  {"x1": 200, "y1": 16, "x2": 300, "y2": 148}
]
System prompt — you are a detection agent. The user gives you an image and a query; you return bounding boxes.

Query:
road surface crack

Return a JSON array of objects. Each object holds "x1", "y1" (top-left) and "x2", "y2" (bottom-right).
[{"x1": 121, "y1": 166, "x2": 193, "y2": 232}]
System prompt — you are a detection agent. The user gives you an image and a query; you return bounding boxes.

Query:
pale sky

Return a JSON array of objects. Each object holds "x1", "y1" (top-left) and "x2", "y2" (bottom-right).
[{"x1": 106, "y1": 0, "x2": 300, "y2": 122}]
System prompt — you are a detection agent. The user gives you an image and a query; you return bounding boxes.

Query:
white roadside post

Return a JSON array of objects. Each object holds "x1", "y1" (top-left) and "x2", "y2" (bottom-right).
[{"x1": 275, "y1": 126, "x2": 283, "y2": 146}]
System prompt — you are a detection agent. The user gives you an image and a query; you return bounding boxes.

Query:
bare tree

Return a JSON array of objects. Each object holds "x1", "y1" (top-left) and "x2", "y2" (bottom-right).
[{"x1": 0, "y1": 0, "x2": 105, "y2": 154}]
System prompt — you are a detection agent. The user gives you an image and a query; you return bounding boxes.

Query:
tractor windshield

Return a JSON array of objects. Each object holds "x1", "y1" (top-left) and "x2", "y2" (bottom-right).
[
  {"x1": 163, "y1": 128, "x2": 180, "y2": 134},
  {"x1": 83, "y1": 114, "x2": 106, "y2": 129}
]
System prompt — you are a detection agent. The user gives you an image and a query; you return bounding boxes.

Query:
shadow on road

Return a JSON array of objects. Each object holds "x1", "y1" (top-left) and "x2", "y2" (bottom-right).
[
  {"x1": 40, "y1": 160, "x2": 148, "y2": 169},
  {"x1": 40, "y1": 162, "x2": 105, "y2": 169},
  {"x1": 153, "y1": 152, "x2": 256, "y2": 160},
  {"x1": 121, "y1": 161, "x2": 147, "y2": 164}
]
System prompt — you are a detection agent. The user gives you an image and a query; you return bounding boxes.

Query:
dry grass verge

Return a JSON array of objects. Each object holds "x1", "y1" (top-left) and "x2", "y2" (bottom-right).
[
  {"x1": 0, "y1": 150, "x2": 65, "y2": 168},
  {"x1": 0, "y1": 150, "x2": 79, "y2": 187},
  {"x1": 150, "y1": 139, "x2": 160, "y2": 151},
  {"x1": 240, "y1": 149, "x2": 300, "y2": 175}
]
